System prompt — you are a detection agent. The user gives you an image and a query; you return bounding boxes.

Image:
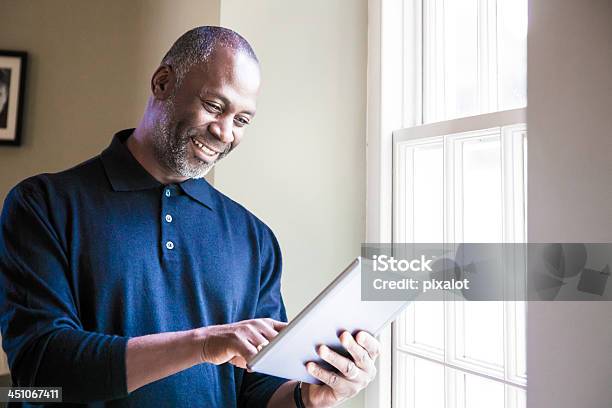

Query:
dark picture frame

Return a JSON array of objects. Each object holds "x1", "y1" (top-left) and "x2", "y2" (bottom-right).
[{"x1": 0, "y1": 50, "x2": 28, "y2": 146}]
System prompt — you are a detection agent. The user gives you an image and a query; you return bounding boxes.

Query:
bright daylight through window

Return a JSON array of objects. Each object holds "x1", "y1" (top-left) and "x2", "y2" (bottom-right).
[{"x1": 388, "y1": 1, "x2": 528, "y2": 407}]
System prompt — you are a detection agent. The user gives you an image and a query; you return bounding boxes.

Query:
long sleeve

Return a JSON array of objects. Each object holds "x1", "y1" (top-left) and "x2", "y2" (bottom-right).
[
  {"x1": 238, "y1": 225, "x2": 290, "y2": 408},
  {"x1": 0, "y1": 180, "x2": 129, "y2": 403}
]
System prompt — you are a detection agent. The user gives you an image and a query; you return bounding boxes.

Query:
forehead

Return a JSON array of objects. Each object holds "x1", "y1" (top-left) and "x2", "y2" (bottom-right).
[{"x1": 182, "y1": 47, "x2": 260, "y2": 112}]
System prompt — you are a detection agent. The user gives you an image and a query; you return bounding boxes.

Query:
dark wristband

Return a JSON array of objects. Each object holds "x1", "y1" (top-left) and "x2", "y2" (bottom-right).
[{"x1": 293, "y1": 381, "x2": 306, "y2": 408}]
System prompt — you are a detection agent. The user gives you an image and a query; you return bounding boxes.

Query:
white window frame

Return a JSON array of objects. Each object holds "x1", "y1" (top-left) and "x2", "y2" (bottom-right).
[
  {"x1": 392, "y1": 110, "x2": 528, "y2": 401},
  {"x1": 364, "y1": 0, "x2": 398, "y2": 404},
  {"x1": 365, "y1": 0, "x2": 527, "y2": 406}
]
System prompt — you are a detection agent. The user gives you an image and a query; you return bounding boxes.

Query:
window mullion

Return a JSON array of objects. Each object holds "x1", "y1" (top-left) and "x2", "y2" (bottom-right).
[
  {"x1": 445, "y1": 362, "x2": 458, "y2": 408},
  {"x1": 443, "y1": 133, "x2": 455, "y2": 375}
]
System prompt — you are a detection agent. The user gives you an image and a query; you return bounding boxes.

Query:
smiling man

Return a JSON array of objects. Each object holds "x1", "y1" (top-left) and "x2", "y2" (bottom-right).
[{"x1": 0, "y1": 26, "x2": 379, "y2": 407}]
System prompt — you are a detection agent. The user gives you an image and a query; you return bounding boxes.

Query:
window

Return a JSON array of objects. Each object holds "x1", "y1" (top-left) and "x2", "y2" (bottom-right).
[
  {"x1": 393, "y1": 114, "x2": 527, "y2": 408},
  {"x1": 365, "y1": 0, "x2": 528, "y2": 406},
  {"x1": 420, "y1": 0, "x2": 527, "y2": 123}
]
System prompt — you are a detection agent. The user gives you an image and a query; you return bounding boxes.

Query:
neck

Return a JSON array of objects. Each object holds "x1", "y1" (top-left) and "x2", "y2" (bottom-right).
[{"x1": 127, "y1": 115, "x2": 189, "y2": 185}]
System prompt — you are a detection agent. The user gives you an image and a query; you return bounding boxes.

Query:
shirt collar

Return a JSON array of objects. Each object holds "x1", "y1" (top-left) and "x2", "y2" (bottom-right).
[
  {"x1": 101, "y1": 129, "x2": 217, "y2": 211},
  {"x1": 179, "y1": 177, "x2": 217, "y2": 212}
]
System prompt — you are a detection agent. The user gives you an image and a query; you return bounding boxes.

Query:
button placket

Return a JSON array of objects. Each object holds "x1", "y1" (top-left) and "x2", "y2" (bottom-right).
[{"x1": 161, "y1": 186, "x2": 178, "y2": 259}]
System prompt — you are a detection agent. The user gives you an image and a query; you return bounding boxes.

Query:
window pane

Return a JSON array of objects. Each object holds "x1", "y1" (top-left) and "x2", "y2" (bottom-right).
[
  {"x1": 420, "y1": 0, "x2": 527, "y2": 121},
  {"x1": 414, "y1": 358, "x2": 445, "y2": 408},
  {"x1": 514, "y1": 386, "x2": 527, "y2": 408},
  {"x1": 413, "y1": 144, "x2": 444, "y2": 242},
  {"x1": 413, "y1": 301, "x2": 445, "y2": 351},
  {"x1": 464, "y1": 372, "x2": 505, "y2": 408},
  {"x1": 462, "y1": 301, "x2": 505, "y2": 368},
  {"x1": 460, "y1": 137, "x2": 502, "y2": 242},
  {"x1": 497, "y1": 0, "x2": 528, "y2": 110},
  {"x1": 444, "y1": 0, "x2": 479, "y2": 119},
  {"x1": 397, "y1": 354, "x2": 445, "y2": 408}
]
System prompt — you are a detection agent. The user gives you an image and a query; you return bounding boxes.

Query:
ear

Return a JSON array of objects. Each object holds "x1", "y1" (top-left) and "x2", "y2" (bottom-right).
[{"x1": 151, "y1": 65, "x2": 175, "y2": 100}]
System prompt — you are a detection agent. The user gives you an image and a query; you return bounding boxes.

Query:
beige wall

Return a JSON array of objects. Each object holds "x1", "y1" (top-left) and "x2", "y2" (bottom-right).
[
  {"x1": 218, "y1": 1, "x2": 367, "y2": 407},
  {"x1": 0, "y1": 0, "x2": 220, "y2": 375},
  {"x1": 527, "y1": 0, "x2": 612, "y2": 407}
]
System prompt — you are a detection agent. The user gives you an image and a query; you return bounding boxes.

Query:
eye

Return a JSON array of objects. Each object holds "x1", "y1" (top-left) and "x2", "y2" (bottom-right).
[
  {"x1": 203, "y1": 101, "x2": 222, "y2": 113},
  {"x1": 234, "y1": 116, "x2": 251, "y2": 127}
]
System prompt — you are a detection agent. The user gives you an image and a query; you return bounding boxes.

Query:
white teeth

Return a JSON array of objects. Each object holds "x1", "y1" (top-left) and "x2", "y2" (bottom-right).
[{"x1": 192, "y1": 138, "x2": 217, "y2": 156}]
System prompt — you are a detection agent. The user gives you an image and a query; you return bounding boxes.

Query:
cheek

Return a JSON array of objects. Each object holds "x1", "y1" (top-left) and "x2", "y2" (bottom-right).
[
  {"x1": 175, "y1": 102, "x2": 211, "y2": 127},
  {"x1": 173, "y1": 111, "x2": 208, "y2": 136},
  {"x1": 194, "y1": 108, "x2": 214, "y2": 124}
]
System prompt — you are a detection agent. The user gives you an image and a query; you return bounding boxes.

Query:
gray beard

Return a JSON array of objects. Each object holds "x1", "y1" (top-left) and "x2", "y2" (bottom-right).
[{"x1": 151, "y1": 100, "x2": 228, "y2": 180}]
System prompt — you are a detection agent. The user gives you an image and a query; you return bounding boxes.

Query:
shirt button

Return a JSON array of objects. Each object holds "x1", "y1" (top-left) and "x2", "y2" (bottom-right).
[
  {"x1": 165, "y1": 214, "x2": 173, "y2": 223},
  {"x1": 165, "y1": 241, "x2": 174, "y2": 250},
  {"x1": 165, "y1": 189, "x2": 171, "y2": 197}
]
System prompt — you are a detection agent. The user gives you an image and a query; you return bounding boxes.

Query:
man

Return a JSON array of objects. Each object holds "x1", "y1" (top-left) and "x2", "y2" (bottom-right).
[{"x1": 0, "y1": 26, "x2": 379, "y2": 407}]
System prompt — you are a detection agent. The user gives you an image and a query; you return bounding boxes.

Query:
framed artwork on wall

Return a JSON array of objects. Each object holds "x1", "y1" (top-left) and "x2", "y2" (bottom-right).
[{"x1": 0, "y1": 50, "x2": 27, "y2": 146}]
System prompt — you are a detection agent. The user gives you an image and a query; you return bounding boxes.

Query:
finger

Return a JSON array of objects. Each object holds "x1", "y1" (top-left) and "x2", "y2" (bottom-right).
[
  {"x1": 264, "y1": 318, "x2": 289, "y2": 332},
  {"x1": 306, "y1": 362, "x2": 352, "y2": 392},
  {"x1": 355, "y1": 331, "x2": 380, "y2": 361},
  {"x1": 231, "y1": 338, "x2": 258, "y2": 366},
  {"x1": 251, "y1": 319, "x2": 281, "y2": 340},
  {"x1": 244, "y1": 325, "x2": 270, "y2": 349},
  {"x1": 340, "y1": 332, "x2": 375, "y2": 374},
  {"x1": 317, "y1": 345, "x2": 363, "y2": 382}
]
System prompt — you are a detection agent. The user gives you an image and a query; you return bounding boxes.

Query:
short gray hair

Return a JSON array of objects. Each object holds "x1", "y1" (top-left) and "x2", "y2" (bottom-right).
[{"x1": 161, "y1": 26, "x2": 258, "y2": 87}]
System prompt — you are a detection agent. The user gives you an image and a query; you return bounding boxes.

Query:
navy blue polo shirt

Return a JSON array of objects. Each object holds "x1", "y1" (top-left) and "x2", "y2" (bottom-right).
[{"x1": 0, "y1": 129, "x2": 289, "y2": 407}]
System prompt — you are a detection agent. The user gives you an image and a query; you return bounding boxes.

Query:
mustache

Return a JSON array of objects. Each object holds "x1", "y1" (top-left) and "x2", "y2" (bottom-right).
[{"x1": 185, "y1": 129, "x2": 232, "y2": 155}]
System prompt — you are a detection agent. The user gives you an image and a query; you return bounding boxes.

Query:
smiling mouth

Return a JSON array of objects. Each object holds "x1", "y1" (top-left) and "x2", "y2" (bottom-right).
[{"x1": 191, "y1": 137, "x2": 221, "y2": 157}]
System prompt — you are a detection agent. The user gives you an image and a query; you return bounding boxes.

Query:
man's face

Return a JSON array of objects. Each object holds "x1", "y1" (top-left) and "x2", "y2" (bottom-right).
[
  {"x1": 152, "y1": 47, "x2": 260, "y2": 179},
  {"x1": 0, "y1": 84, "x2": 7, "y2": 113}
]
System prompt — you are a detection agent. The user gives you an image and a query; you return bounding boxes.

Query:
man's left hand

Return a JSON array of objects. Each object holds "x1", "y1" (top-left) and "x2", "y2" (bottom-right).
[{"x1": 303, "y1": 331, "x2": 380, "y2": 407}]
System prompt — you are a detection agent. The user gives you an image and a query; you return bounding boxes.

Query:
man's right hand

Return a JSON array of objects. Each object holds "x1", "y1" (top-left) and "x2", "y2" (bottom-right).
[
  {"x1": 198, "y1": 318, "x2": 287, "y2": 369},
  {"x1": 125, "y1": 318, "x2": 287, "y2": 393}
]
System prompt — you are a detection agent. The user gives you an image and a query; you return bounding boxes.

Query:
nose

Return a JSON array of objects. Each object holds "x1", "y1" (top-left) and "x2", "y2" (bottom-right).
[{"x1": 208, "y1": 118, "x2": 234, "y2": 145}]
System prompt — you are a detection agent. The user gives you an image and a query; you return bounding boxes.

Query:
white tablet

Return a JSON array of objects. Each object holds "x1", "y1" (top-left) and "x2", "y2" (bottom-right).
[{"x1": 247, "y1": 257, "x2": 412, "y2": 383}]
